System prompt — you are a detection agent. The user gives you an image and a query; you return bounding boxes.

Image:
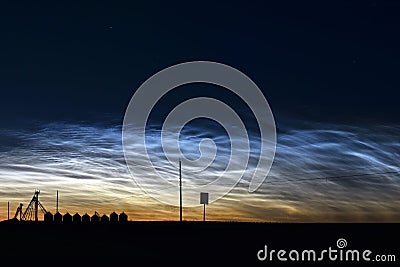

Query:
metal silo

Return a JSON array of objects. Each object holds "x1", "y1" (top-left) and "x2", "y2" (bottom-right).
[
  {"x1": 101, "y1": 214, "x2": 109, "y2": 223},
  {"x1": 119, "y1": 212, "x2": 128, "y2": 222},
  {"x1": 91, "y1": 212, "x2": 100, "y2": 223},
  {"x1": 54, "y1": 212, "x2": 62, "y2": 223},
  {"x1": 44, "y1": 212, "x2": 53, "y2": 223},
  {"x1": 73, "y1": 213, "x2": 81, "y2": 223},
  {"x1": 63, "y1": 212, "x2": 72, "y2": 223},
  {"x1": 110, "y1": 211, "x2": 118, "y2": 223},
  {"x1": 82, "y1": 213, "x2": 90, "y2": 223}
]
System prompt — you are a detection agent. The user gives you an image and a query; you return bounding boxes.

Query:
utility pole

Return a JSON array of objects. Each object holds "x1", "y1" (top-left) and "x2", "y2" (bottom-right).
[
  {"x1": 179, "y1": 159, "x2": 182, "y2": 222},
  {"x1": 8, "y1": 201, "x2": 9, "y2": 220},
  {"x1": 56, "y1": 190, "x2": 59, "y2": 213}
]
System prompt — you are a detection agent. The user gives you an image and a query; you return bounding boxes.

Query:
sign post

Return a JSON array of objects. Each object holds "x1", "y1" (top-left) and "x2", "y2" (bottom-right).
[{"x1": 200, "y1": 192, "x2": 209, "y2": 221}]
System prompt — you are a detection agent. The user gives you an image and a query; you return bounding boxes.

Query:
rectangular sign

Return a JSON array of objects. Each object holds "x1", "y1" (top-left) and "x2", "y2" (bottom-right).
[{"x1": 200, "y1": 192, "x2": 209, "y2": 205}]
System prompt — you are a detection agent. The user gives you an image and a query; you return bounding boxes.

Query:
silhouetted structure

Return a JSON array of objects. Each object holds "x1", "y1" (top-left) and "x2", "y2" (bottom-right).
[
  {"x1": 21, "y1": 190, "x2": 47, "y2": 221},
  {"x1": 13, "y1": 203, "x2": 23, "y2": 221},
  {"x1": 63, "y1": 212, "x2": 72, "y2": 223},
  {"x1": 73, "y1": 213, "x2": 81, "y2": 223},
  {"x1": 101, "y1": 214, "x2": 109, "y2": 223},
  {"x1": 56, "y1": 190, "x2": 59, "y2": 213},
  {"x1": 110, "y1": 212, "x2": 118, "y2": 223},
  {"x1": 82, "y1": 213, "x2": 90, "y2": 223},
  {"x1": 119, "y1": 212, "x2": 128, "y2": 222},
  {"x1": 91, "y1": 212, "x2": 100, "y2": 223},
  {"x1": 44, "y1": 212, "x2": 53, "y2": 223},
  {"x1": 54, "y1": 212, "x2": 62, "y2": 223},
  {"x1": 4, "y1": 210, "x2": 130, "y2": 224},
  {"x1": 5, "y1": 190, "x2": 135, "y2": 224}
]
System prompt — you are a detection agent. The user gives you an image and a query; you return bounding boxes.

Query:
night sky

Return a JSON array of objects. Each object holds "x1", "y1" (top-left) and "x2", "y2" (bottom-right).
[{"x1": 0, "y1": 1, "x2": 399, "y2": 222}]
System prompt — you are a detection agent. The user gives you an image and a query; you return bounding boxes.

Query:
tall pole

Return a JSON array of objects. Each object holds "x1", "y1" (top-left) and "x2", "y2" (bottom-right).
[
  {"x1": 8, "y1": 202, "x2": 9, "y2": 220},
  {"x1": 34, "y1": 191, "x2": 39, "y2": 222},
  {"x1": 203, "y1": 204, "x2": 205, "y2": 222},
  {"x1": 56, "y1": 190, "x2": 59, "y2": 213},
  {"x1": 179, "y1": 159, "x2": 182, "y2": 222}
]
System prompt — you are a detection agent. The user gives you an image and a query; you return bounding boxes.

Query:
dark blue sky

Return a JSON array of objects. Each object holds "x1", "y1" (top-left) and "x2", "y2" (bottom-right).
[{"x1": 1, "y1": 0, "x2": 399, "y2": 126}]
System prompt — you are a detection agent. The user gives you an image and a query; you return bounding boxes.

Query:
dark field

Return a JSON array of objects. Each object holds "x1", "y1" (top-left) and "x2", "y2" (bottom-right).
[{"x1": 1, "y1": 221, "x2": 398, "y2": 266}]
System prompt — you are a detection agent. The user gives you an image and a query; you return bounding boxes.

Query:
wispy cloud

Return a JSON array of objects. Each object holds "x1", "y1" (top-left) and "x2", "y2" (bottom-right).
[{"x1": 0, "y1": 121, "x2": 399, "y2": 222}]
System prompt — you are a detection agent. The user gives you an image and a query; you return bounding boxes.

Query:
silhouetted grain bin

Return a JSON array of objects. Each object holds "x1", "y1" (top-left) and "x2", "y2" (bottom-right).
[
  {"x1": 54, "y1": 212, "x2": 62, "y2": 223},
  {"x1": 44, "y1": 212, "x2": 53, "y2": 223},
  {"x1": 82, "y1": 213, "x2": 90, "y2": 223},
  {"x1": 110, "y1": 212, "x2": 118, "y2": 223},
  {"x1": 101, "y1": 214, "x2": 109, "y2": 223},
  {"x1": 63, "y1": 212, "x2": 72, "y2": 223},
  {"x1": 73, "y1": 213, "x2": 81, "y2": 223},
  {"x1": 91, "y1": 212, "x2": 100, "y2": 223},
  {"x1": 119, "y1": 212, "x2": 128, "y2": 222}
]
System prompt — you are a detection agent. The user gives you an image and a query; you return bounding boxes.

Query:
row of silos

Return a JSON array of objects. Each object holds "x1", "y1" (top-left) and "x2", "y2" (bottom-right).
[{"x1": 44, "y1": 211, "x2": 128, "y2": 223}]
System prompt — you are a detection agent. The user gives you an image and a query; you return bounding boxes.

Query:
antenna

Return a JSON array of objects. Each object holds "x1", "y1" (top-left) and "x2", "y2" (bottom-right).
[
  {"x1": 56, "y1": 190, "x2": 59, "y2": 213},
  {"x1": 179, "y1": 159, "x2": 182, "y2": 222}
]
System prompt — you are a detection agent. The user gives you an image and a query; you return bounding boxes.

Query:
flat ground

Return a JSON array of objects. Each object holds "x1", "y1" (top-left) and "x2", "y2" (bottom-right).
[{"x1": 0, "y1": 221, "x2": 398, "y2": 266}]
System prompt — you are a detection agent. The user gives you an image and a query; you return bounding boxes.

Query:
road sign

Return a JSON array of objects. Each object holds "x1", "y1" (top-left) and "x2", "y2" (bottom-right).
[{"x1": 200, "y1": 192, "x2": 209, "y2": 205}]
